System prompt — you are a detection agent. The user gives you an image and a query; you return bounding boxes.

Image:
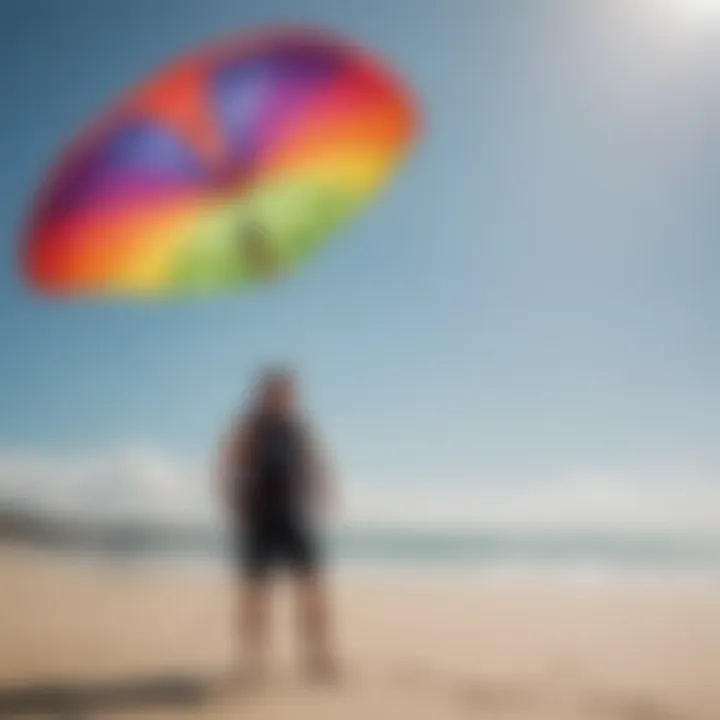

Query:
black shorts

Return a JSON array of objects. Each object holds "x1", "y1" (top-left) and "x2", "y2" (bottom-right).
[{"x1": 238, "y1": 519, "x2": 319, "y2": 580}]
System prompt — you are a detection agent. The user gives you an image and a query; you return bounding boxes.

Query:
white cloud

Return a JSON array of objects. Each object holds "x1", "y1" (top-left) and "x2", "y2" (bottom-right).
[
  {"x1": 0, "y1": 447, "x2": 719, "y2": 536},
  {"x1": 0, "y1": 445, "x2": 215, "y2": 523},
  {"x1": 343, "y1": 468, "x2": 720, "y2": 536}
]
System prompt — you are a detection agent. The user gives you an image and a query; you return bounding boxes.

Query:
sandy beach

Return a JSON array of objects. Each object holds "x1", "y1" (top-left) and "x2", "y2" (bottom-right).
[{"x1": 0, "y1": 550, "x2": 719, "y2": 719}]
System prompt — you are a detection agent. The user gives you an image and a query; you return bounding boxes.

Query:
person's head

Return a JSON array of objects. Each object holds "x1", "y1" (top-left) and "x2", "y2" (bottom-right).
[{"x1": 254, "y1": 368, "x2": 297, "y2": 417}]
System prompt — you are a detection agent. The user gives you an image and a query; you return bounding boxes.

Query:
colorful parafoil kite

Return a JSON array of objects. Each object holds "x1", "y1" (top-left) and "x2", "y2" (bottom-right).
[{"x1": 23, "y1": 27, "x2": 419, "y2": 297}]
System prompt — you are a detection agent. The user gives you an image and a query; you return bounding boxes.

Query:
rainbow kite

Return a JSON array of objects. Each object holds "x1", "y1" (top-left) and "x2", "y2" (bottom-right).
[{"x1": 23, "y1": 27, "x2": 419, "y2": 297}]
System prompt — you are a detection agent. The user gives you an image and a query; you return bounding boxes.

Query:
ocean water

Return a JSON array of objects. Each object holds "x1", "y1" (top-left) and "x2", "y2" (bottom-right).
[
  {"x1": 330, "y1": 529, "x2": 720, "y2": 585},
  {"x1": 2, "y1": 504, "x2": 719, "y2": 578},
  {"x1": 9, "y1": 524, "x2": 719, "y2": 581}
]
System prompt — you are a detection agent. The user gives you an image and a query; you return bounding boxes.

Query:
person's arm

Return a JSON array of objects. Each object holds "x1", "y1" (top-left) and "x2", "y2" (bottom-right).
[
  {"x1": 217, "y1": 416, "x2": 249, "y2": 515},
  {"x1": 305, "y1": 427, "x2": 339, "y2": 524}
]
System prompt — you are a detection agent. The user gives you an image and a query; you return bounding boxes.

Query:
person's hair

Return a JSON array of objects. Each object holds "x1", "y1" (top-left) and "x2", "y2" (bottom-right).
[{"x1": 253, "y1": 366, "x2": 295, "y2": 408}]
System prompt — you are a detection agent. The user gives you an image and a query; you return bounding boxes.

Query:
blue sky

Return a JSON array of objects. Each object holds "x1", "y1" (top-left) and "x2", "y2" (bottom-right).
[{"x1": 1, "y1": 0, "x2": 719, "y2": 528}]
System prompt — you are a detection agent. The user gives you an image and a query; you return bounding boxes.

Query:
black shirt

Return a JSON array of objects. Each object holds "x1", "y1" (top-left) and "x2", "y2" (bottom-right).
[{"x1": 241, "y1": 413, "x2": 310, "y2": 527}]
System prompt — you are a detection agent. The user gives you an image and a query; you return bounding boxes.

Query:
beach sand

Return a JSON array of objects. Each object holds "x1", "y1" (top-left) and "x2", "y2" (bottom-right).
[{"x1": 0, "y1": 550, "x2": 719, "y2": 719}]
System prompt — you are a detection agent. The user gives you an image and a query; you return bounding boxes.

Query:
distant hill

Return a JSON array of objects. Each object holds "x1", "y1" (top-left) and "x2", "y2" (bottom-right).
[{"x1": 0, "y1": 504, "x2": 224, "y2": 557}]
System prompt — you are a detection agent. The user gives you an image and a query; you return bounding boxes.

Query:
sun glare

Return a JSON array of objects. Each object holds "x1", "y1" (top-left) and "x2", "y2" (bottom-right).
[{"x1": 657, "y1": 0, "x2": 720, "y2": 21}]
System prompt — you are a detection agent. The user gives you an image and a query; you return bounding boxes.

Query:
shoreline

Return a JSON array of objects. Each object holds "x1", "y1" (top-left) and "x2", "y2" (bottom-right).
[{"x1": 2, "y1": 544, "x2": 719, "y2": 589}]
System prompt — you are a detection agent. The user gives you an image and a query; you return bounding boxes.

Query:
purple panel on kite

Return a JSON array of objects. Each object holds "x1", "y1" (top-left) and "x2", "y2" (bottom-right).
[
  {"x1": 211, "y1": 44, "x2": 344, "y2": 173},
  {"x1": 40, "y1": 122, "x2": 207, "y2": 223}
]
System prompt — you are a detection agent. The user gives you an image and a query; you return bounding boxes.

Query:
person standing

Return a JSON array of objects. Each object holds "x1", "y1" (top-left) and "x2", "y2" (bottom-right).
[{"x1": 219, "y1": 369, "x2": 337, "y2": 681}]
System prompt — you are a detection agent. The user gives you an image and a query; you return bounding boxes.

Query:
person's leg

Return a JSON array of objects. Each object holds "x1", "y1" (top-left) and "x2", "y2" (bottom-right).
[
  {"x1": 240, "y1": 576, "x2": 271, "y2": 679},
  {"x1": 239, "y1": 528, "x2": 273, "y2": 679},
  {"x1": 284, "y1": 526, "x2": 336, "y2": 677},
  {"x1": 294, "y1": 571, "x2": 336, "y2": 676}
]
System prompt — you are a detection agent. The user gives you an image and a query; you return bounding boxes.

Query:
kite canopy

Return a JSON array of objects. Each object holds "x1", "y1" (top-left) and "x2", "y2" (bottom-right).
[{"x1": 24, "y1": 27, "x2": 419, "y2": 297}]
